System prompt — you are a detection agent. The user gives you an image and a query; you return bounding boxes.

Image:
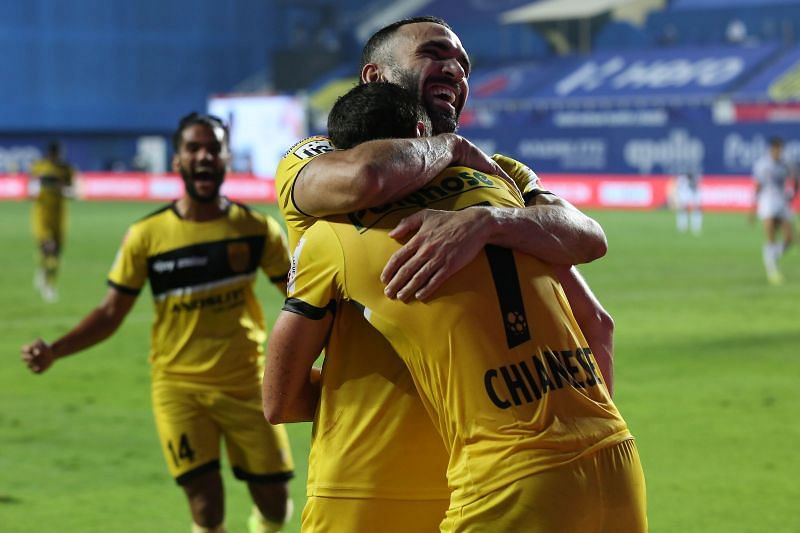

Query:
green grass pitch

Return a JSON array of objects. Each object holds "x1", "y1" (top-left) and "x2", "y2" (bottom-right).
[{"x1": 1, "y1": 200, "x2": 798, "y2": 532}]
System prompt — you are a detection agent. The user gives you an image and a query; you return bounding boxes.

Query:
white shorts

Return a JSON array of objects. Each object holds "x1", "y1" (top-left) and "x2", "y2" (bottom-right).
[
  {"x1": 757, "y1": 190, "x2": 793, "y2": 221},
  {"x1": 675, "y1": 183, "x2": 701, "y2": 208}
]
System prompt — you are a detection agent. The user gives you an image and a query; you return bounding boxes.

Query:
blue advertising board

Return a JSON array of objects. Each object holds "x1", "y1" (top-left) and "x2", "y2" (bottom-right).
[{"x1": 469, "y1": 45, "x2": 779, "y2": 107}]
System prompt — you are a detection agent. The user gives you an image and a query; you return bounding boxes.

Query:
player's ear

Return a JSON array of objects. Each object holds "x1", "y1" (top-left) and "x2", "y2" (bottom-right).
[
  {"x1": 362, "y1": 63, "x2": 385, "y2": 83},
  {"x1": 171, "y1": 154, "x2": 180, "y2": 173}
]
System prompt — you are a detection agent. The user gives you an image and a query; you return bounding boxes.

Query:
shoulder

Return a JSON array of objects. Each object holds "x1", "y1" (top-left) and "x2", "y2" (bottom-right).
[
  {"x1": 126, "y1": 203, "x2": 176, "y2": 237},
  {"x1": 279, "y1": 136, "x2": 335, "y2": 167}
]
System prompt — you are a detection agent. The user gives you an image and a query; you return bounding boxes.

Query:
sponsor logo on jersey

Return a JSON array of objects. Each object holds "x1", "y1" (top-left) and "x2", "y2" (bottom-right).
[
  {"x1": 227, "y1": 242, "x2": 250, "y2": 273},
  {"x1": 293, "y1": 138, "x2": 334, "y2": 160},
  {"x1": 171, "y1": 287, "x2": 246, "y2": 312},
  {"x1": 347, "y1": 169, "x2": 498, "y2": 231}
]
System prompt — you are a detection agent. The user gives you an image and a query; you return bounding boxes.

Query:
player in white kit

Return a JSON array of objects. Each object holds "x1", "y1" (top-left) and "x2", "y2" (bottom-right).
[
  {"x1": 674, "y1": 171, "x2": 702, "y2": 235},
  {"x1": 752, "y1": 137, "x2": 797, "y2": 284}
]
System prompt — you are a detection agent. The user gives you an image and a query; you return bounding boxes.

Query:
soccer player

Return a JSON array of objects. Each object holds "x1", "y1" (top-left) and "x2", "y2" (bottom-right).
[
  {"x1": 28, "y1": 140, "x2": 75, "y2": 302},
  {"x1": 21, "y1": 113, "x2": 294, "y2": 533},
  {"x1": 674, "y1": 171, "x2": 703, "y2": 235},
  {"x1": 752, "y1": 136, "x2": 797, "y2": 284},
  {"x1": 272, "y1": 16, "x2": 615, "y2": 531},
  {"x1": 266, "y1": 81, "x2": 647, "y2": 532}
]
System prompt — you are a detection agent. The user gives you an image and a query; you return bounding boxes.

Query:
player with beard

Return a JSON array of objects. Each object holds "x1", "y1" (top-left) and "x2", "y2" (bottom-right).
[
  {"x1": 22, "y1": 113, "x2": 295, "y2": 533},
  {"x1": 274, "y1": 16, "x2": 615, "y2": 532}
]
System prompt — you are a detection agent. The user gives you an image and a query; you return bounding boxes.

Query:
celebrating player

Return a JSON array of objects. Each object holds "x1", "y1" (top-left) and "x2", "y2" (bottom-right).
[
  {"x1": 272, "y1": 16, "x2": 615, "y2": 532},
  {"x1": 266, "y1": 81, "x2": 647, "y2": 532},
  {"x1": 22, "y1": 113, "x2": 294, "y2": 533}
]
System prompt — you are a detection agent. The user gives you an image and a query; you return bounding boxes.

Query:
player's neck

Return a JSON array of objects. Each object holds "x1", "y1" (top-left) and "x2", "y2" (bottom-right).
[{"x1": 176, "y1": 196, "x2": 227, "y2": 222}]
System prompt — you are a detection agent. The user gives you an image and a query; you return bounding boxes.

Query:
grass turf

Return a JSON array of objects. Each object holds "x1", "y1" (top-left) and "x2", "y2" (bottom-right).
[{"x1": 1, "y1": 200, "x2": 798, "y2": 532}]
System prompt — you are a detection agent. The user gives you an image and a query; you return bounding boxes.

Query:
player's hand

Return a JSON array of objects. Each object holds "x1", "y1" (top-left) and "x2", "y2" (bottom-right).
[
  {"x1": 382, "y1": 208, "x2": 491, "y2": 302},
  {"x1": 21, "y1": 338, "x2": 56, "y2": 374}
]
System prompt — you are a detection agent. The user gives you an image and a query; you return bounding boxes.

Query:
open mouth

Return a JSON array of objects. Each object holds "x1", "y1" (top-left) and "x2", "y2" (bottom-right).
[{"x1": 427, "y1": 83, "x2": 459, "y2": 110}]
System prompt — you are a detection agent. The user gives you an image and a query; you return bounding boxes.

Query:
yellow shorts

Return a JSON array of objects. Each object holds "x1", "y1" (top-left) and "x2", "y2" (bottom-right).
[
  {"x1": 151, "y1": 380, "x2": 294, "y2": 484},
  {"x1": 302, "y1": 495, "x2": 448, "y2": 533},
  {"x1": 442, "y1": 439, "x2": 647, "y2": 533},
  {"x1": 32, "y1": 200, "x2": 65, "y2": 245}
]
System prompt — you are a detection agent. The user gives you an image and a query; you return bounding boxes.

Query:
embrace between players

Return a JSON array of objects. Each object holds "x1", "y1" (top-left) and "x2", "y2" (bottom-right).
[
  {"x1": 266, "y1": 16, "x2": 646, "y2": 533},
  {"x1": 23, "y1": 16, "x2": 647, "y2": 533}
]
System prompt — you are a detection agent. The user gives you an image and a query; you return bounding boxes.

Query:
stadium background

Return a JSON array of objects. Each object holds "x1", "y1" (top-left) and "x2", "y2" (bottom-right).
[{"x1": 1, "y1": 1, "x2": 799, "y2": 531}]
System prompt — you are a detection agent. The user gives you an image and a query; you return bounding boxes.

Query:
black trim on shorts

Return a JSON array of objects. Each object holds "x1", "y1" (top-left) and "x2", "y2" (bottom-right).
[
  {"x1": 232, "y1": 467, "x2": 295, "y2": 483},
  {"x1": 107, "y1": 279, "x2": 141, "y2": 296},
  {"x1": 282, "y1": 297, "x2": 336, "y2": 320},
  {"x1": 175, "y1": 459, "x2": 220, "y2": 485},
  {"x1": 523, "y1": 189, "x2": 554, "y2": 206}
]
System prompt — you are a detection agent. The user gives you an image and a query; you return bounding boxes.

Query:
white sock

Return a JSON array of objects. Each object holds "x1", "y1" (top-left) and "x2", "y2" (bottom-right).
[
  {"x1": 677, "y1": 211, "x2": 688, "y2": 232},
  {"x1": 773, "y1": 242, "x2": 785, "y2": 260},
  {"x1": 763, "y1": 243, "x2": 778, "y2": 273},
  {"x1": 691, "y1": 212, "x2": 702, "y2": 233}
]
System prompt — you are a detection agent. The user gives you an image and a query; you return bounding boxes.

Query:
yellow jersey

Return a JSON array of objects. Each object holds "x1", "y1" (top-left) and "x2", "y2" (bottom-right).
[
  {"x1": 107, "y1": 200, "x2": 289, "y2": 390},
  {"x1": 30, "y1": 158, "x2": 74, "y2": 203},
  {"x1": 276, "y1": 136, "x2": 450, "y2": 499},
  {"x1": 286, "y1": 167, "x2": 632, "y2": 507}
]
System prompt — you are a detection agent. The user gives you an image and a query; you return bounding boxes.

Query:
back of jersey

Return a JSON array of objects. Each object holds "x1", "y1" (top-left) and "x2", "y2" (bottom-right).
[{"x1": 321, "y1": 167, "x2": 631, "y2": 506}]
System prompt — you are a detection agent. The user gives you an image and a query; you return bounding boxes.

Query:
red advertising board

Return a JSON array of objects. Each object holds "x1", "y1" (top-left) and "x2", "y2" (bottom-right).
[{"x1": 2, "y1": 172, "x2": 797, "y2": 212}]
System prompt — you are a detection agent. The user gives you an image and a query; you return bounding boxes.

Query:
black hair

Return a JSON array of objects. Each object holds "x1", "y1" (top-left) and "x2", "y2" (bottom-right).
[
  {"x1": 327, "y1": 82, "x2": 429, "y2": 149},
  {"x1": 360, "y1": 16, "x2": 452, "y2": 73},
  {"x1": 172, "y1": 112, "x2": 229, "y2": 151},
  {"x1": 46, "y1": 140, "x2": 62, "y2": 158}
]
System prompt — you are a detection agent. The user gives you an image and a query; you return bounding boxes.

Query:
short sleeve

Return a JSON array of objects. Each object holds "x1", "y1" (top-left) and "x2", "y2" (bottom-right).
[
  {"x1": 274, "y1": 136, "x2": 334, "y2": 248},
  {"x1": 107, "y1": 225, "x2": 148, "y2": 295},
  {"x1": 284, "y1": 222, "x2": 344, "y2": 320},
  {"x1": 261, "y1": 215, "x2": 291, "y2": 283}
]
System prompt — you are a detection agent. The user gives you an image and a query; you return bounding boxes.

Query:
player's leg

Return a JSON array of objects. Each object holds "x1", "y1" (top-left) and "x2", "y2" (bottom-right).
[
  {"x1": 761, "y1": 217, "x2": 782, "y2": 282},
  {"x1": 182, "y1": 469, "x2": 226, "y2": 529},
  {"x1": 690, "y1": 191, "x2": 702, "y2": 234},
  {"x1": 780, "y1": 216, "x2": 793, "y2": 254},
  {"x1": 152, "y1": 381, "x2": 226, "y2": 530},
  {"x1": 211, "y1": 385, "x2": 294, "y2": 532},
  {"x1": 246, "y1": 481, "x2": 292, "y2": 533}
]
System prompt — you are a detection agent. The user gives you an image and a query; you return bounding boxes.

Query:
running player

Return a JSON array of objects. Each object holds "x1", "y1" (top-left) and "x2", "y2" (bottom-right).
[
  {"x1": 752, "y1": 136, "x2": 797, "y2": 284},
  {"x1": 266, "y1": 81, "x2": 647, "y2": 533},
  {"x1": 29, "y1": 140, "x2": 75, "y2": 302},
  {"x1": 272, "y1": 16, "x2": 615, "y2": 531},
  {"x1": 22, "y1": 113, "x2": 294, "y2": 533}
]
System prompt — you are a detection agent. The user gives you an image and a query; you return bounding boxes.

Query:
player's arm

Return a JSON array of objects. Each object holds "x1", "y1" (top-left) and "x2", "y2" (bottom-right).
[
  {"x1": 294, "y1": 134, "x2": 509, "y2": 216},
  {"x1": 382, "y1": 193, "x2": 607, "y2": 301},
  {"x1": 262, "y1": 308, "x2": 332, "y2": 424},
  {"x1": 21, "y1": 287, "x2": 137, "y2": 373},
  {"x1": 553, "y1": 266, "x2": 614, "y2": 396}
]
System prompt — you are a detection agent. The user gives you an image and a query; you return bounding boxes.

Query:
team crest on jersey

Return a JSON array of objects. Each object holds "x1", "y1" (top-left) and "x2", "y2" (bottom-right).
[
  {"x1": 227, "y1": 242, "x2": 250, "y2": 273},
  {"x1": 293, "y1": 138, "x2": 333, "y2": 160}
]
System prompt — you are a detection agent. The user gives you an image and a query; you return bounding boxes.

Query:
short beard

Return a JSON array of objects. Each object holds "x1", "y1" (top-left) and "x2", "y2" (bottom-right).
[
  {"x1": 180, "y1": 167, "x2": 224, "y2": 203},
  {"x1": 393, "y1": 69, "x2": 459, "y2": 135}
]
